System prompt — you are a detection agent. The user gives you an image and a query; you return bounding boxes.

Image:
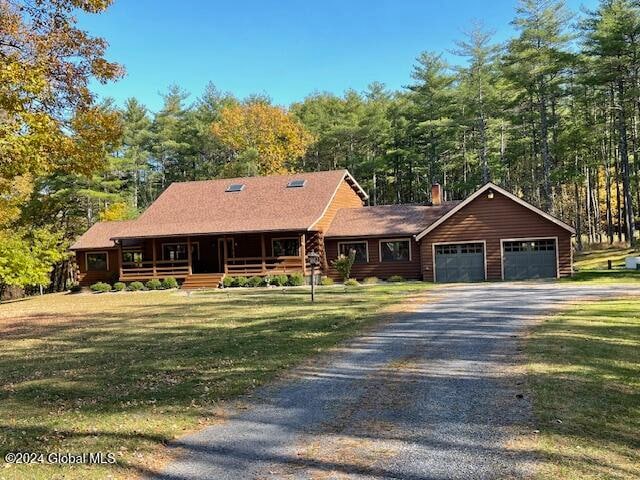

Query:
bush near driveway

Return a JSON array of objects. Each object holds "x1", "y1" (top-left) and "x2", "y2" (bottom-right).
[
  {"x1": 0, "y1": 284, "x2": 431, "y2": 479},
  {"x1": 287, "y1": 272, "x2": 304, "y2": 286}
]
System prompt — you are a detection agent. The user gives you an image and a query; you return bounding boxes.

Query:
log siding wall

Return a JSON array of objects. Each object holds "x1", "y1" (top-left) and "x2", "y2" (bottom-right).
[
  {"x1": 76, "y1": 248, "x2": 120, "y2": 286},
  {"x1": 419, "y1": 191, "x2": 573, "y2": 281},
  {"x1": 312, "y1": 180, "x2": 364, "y2": 233},
  {"x1": 325, "y1": 237, "x2": 422, "y2": 280}
]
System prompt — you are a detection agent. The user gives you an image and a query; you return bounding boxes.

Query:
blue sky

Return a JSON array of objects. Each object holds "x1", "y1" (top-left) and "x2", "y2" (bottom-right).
[{"x1": 79, "y1": 0, "x2": 598, "y2": 112}]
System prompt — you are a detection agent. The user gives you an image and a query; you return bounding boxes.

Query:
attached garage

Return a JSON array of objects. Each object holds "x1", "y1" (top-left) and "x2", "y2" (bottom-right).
[
  {"x1": 434, "y1": 242, "x2": 486, "y2": 283},
  {"x1": 324, "y1": 181, "x2": 575, "y2": 283},
  {"x1": 417, "y1": 183, "x2": 575, "y2": 282},
  {"x1": 502, "y1": 238, "x2": 558, "y2": 280}
]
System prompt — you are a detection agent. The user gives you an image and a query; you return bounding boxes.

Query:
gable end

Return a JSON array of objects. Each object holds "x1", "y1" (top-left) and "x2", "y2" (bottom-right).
[
  {"x1": 415, "y1": 183, "x2": 575, "y2": 241},
  {"x1": 309, "y1": 172, "x2": 367, "y2": 232}
]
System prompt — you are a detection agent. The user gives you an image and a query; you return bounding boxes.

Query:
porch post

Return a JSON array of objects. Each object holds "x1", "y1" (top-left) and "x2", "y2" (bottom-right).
[
  {"x1": 260, "y1": 234, "x2": 266, "y2": 274},
  {"x1": 117, "y1": 240, "x2": 123, "y2": 280},
  {"x1": 152, "y1": 238, "x2": 157, "y2": 277},
  {"x1": 187, "y1": 236, "x2": 193, "y2": 275},
  {"x1": 300, "y1": 233, "x2": 306, "y2": 275},
  {"x1": 223, "y1": 236, "x2": 228, "y2": 274}
]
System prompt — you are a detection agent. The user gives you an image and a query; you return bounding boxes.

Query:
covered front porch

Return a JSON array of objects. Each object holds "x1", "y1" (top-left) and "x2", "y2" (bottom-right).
[{"x1": 117, "y1": 231, "x2": 320, "y2": 282}]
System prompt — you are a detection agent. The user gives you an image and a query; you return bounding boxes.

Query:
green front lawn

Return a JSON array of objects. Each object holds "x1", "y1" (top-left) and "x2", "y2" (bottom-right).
[
  {"x1": 564, "y1": 269, "x2": 640, "y2": 283},
  {"x1": 574, "y1": 246, "x2": 638, "y2": 270},
  {"x1": 0, "y1": 283, "x2": 430, "y2": 479},
  {"x1": 526, "y1": 298, "x2": 640, "y2": 479},
  {"x1": 568, "y1": 246, "x2": 640, "y2": 283}
]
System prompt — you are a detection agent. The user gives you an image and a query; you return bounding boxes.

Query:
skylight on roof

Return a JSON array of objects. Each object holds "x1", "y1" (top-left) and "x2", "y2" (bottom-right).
[
  {"x1": 287, "y1": 179, "x2": 306, "y2": 188},
  {"x1": 225, "y1": 183, "x2": 245, "y2": 192}
]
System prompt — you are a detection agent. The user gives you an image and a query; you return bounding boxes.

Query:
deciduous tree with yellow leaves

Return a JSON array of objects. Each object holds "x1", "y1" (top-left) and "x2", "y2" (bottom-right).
[
  {"x1": 211, "y1": 102, "x2": 313, "y2": 176},
  {"x1": 0, "y1": 0, "x2": 123, "y2": 292}
]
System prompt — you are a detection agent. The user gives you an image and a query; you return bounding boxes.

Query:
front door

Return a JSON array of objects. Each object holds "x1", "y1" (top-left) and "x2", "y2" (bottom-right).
[{"x1": 189, "y1": 243, "x2": 206, "y2": 273}]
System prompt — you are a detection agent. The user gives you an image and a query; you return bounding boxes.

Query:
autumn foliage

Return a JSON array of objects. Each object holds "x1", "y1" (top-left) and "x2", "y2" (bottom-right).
[
  {"x1": 0, "y1": 0, "x2": 123, "y2": 290},
  {"x1": 0, "y1": 0, "x2": 123, "y2": 184},
  {"x1": 211, "y1": 102, "x2": 313, "y2": 175}
]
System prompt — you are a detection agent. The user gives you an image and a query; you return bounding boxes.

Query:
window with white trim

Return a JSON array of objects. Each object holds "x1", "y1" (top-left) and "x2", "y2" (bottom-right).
[
  {"x1": 272, "y1": 238, "x2": 300, "y2": 257},
  {"x1": 338, "y1": 241, "x2": 368, "y2": 263},
  {"x1": 86, "y1": 252, "x2": 108, "y2": 271},
  {"x1": 162, "y1": 243, "x2": 199, "y2": 261},
  {"x1": 122, "y1": 250, "x2": 143, "y2": 264},
  {"x1": 380, "y1": 239, "x2": 410, "y2": 262}
]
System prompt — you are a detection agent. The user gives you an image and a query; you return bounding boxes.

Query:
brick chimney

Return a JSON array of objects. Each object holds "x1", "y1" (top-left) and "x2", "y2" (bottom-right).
[{"x1": 431, "y1": 183, "x2": 442, "y2": 206}]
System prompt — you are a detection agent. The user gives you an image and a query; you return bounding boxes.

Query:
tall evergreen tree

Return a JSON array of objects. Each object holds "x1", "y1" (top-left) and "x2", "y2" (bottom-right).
[
  {"x1": 406, "y1": 52, "x2": 456, "y2": 199},
  {"x1": 504, "y1": 0, "x2": 573, "y2": 211},
  {"x1": 583, "y1": 0, "x2": 640, "y2": 245},
  {"x1": 452, "y1": 24, "x2": 502, "y2": 184}
]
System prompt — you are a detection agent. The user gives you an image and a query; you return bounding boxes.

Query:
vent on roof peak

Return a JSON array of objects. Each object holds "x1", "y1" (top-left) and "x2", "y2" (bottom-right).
[
  {"x1": 225, "y1": 183, "x2": 245, "y2": 192},
  {"x1": 287, "y1": 179, "x2": 306, "y2": 188}
]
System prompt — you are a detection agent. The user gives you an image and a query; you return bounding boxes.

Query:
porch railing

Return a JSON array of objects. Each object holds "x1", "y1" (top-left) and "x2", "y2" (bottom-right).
[
  {"x1": 120, "y1": 260, "x2": 190, "y2": 280},
  {"x1": 225, "y1": 256, "x2": 305, "y2": 276}
]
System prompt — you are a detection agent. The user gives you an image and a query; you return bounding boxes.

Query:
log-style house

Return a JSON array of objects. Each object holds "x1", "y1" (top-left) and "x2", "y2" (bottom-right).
[{"x1": 71, "y1": 169, "x2": 575, "y2": 288}]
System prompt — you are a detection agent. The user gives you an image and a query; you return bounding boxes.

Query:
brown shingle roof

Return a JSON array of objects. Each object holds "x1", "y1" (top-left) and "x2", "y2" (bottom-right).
[
  {"x1": 113, "y1": 170, "x2": 366, "y2": 239},
  {"x1": 70, "y1": 220, "x2": 136, "y2": 250},
  {"x1": 325, "y1": 202, "x2": 462, "y2": 238}
]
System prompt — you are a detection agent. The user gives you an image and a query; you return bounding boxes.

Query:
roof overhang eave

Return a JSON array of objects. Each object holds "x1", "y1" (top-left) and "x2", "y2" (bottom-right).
[
  {"x1": 111, "y1": 226, "x2": 314, "y2": 241},
  {"x1": 343, "y1": 170, "x2": 369, "y2": 201},
  {"x1": 325, "y1": 231, "x2": 423, "y2": 239}
]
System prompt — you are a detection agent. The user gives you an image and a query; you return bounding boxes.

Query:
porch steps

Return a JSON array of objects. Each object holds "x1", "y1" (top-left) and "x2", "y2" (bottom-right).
[{"x1": 181, "y1": 273, "x2": 225, "y2": 290}]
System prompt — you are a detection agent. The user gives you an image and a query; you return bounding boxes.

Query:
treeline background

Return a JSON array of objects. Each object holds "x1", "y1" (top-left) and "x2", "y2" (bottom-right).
[{"x1": 22, "y1": 0, "x2": 640, "y2": 254}]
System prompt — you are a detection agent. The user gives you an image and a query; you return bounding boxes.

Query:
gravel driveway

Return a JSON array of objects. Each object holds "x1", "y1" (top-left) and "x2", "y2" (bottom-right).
[{"x1": 154, "y1": 282, "x2": 635, "y2": 480}]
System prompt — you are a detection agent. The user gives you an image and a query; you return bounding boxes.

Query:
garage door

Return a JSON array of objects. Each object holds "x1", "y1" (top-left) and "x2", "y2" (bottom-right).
[
  {"x1": 435, "y1": 243, "x2": 485, "y2": 283},
  {"x1": 503, "y1": 239, "x2": 557, "y2": 280}
]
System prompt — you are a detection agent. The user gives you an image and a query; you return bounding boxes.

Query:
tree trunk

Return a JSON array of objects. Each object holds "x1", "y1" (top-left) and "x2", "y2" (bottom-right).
[
  {"x1": 538, "y1": 83, "x2": 553, "y2": 212},
  {"x1": 605, "y1": 143, "x2": 614, "y2": 244},
  {"x1": 615, "y1": 153, "x2": 624, "y2": 242},
  {"x1": 617, "y1": 79, "x2": 635, "y2": 245},
  {"x1": 574, "y1": 181, "x2": 583, "y2": 251},
  {"x1": 585, "y1": 166, "x2": 593, "y2": 244}
]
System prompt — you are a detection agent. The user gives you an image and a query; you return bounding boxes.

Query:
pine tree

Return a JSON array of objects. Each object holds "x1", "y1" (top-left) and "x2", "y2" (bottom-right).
[
  {"x1": 583, "y1": 0, "x2": 640, "y2": 245},
  {"x1": 120, "y1": 98, "x2": 153, "y2": 209},
  {"x1": 504, "y1": 0, "x2": 573, "y2": 211},
  {"x1": 452, "y1": 24, "x2": 502, "y2": 185}
]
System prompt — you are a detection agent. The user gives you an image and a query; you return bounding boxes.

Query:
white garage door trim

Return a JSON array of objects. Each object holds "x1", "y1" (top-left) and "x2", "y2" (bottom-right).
[
  {"x1": 432, "y1": 240, "x2": 487, "y2": 283},
  {"x1": 500, "y1": 236, "x2": 560, "y2": 280}
]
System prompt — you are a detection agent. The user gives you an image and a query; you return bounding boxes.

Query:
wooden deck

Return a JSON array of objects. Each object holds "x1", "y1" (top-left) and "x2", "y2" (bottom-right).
[
  {"x1": 117, "y1": 232, "x2": 310, "y2": 283},
  {"x1": 119, "y1": 260, "x2": 191, "y2": 281},
  {"x1": 120, "y1": 256, "x2": 306, "y2": 282},
  {"x1": 225, "y1": 256, "x2": 306, "y2": 276}
]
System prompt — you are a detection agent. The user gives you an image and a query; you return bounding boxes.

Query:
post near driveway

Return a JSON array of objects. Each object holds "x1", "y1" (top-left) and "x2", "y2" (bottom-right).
[{"x1": 307, "y1": 250, "x2": 320, "y2": 302}]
